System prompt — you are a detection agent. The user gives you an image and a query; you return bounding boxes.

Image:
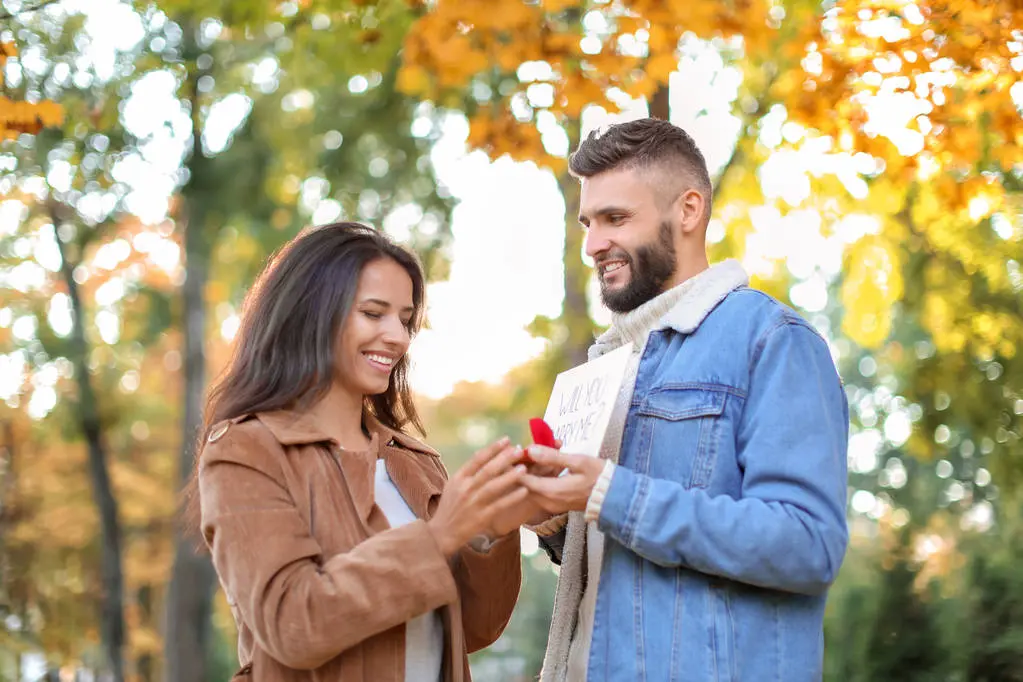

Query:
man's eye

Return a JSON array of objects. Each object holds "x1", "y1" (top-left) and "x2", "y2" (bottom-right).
[{"x1": 610, "y1": 214, "x2": 626, "y2": 224}]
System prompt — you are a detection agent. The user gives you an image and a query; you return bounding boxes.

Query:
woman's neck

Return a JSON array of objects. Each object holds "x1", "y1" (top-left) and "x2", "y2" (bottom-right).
[{"x1": 305, "y1": 384, "x2": 371, "y2": 450}]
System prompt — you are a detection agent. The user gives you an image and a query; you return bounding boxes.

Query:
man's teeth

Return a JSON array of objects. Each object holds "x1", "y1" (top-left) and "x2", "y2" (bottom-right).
[
  {"x1": 366, "y1": 353, "x2": 393, "y2": 366},
  {"x1": 604, "y1": 261, "x2": 626, "y2": 274}
]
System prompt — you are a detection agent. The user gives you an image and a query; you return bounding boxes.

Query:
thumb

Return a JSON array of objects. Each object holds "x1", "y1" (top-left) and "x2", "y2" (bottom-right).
[{"x1": 526, "y1": 445, "x2": 580, "y2": 470}]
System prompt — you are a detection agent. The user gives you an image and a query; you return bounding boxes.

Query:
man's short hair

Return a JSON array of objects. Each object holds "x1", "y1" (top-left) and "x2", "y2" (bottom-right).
[{"x1": 569, "y1": 118, "x2": 713, "y2": 216}]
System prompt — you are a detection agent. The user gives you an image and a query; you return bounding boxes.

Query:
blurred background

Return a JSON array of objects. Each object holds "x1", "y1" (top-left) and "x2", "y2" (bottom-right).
[{"x1": 0, "y1": 0, "x2": 1021, "y2": 680}]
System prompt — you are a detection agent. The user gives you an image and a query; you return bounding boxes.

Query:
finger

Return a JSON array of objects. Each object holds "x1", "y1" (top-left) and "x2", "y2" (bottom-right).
[
  {"x1": 486, "y1": 485, "x2": 530, "y2": 516},
  {"x1": 525, "y1": 446, "x2": 587, "y2": 471},
  {"x1": 525, "y1": 462, "x2": 561, "y2": 478},
  {"x1": 458, "y1": 436, "x2": 512, "y2": 478},
  {"x1": 520, "y1": 471, "x2": 579, "y2": 498},
  {"x1": 475, "y1": 463, "x2": 527, "y2": 504},
  {"x1": 554, "y1": 439, "x2": 563, "y2": 450},
  {"x1": 521, "y1": 487, "x2": 564, "y2": 515},
  {"x1": 476, "y1": 444, "x2": 524, "y2": 482}
]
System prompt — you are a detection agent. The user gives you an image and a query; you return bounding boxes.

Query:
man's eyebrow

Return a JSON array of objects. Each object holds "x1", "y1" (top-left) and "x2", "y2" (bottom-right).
[{"x1": 578, "y1": 205, "x2": 632, "y2": 223}]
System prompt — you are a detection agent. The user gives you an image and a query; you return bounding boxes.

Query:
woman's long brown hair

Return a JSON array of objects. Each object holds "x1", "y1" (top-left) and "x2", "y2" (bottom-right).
[{"x1": 182, "y1": 222, "x2": 426, "y2": 532}]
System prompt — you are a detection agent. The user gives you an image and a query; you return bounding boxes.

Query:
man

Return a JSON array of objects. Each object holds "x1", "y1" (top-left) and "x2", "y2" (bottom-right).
[{"x1": 522, "y1": 118, "x2": 849, "y2": 682}]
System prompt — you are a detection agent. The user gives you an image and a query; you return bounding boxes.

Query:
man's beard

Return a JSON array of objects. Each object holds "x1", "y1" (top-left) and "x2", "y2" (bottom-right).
[{"x1": 599, "y1": 220, "x2": 677, "y2": 313}]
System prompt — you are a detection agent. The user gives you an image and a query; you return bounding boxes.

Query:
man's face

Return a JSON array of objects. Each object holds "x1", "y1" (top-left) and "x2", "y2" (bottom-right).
[{"x1": 579, "y1": 167, "x2": 678, "y2": 313}]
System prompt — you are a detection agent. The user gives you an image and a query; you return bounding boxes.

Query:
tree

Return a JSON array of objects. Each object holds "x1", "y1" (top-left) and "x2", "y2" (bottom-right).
[{"x1": 780, "y1": 0, "x2": 1023, "y2": 482}]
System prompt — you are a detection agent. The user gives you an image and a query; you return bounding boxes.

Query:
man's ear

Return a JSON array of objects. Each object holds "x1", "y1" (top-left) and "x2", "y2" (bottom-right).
[{"x1": 678, "y1": 188, "x2": 707, "y2": 235}]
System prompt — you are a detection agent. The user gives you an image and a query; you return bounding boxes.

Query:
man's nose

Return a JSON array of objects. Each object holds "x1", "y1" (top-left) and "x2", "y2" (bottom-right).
[{"x1": 584, "y1": 227, "x2": 610, "y2": 260}]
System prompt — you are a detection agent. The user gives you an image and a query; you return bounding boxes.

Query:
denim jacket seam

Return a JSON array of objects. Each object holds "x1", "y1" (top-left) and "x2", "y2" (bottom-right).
[
  {"x1": 646, "y1": 382, "x2": 748, "y2": 399},
  {"x1": 623, "y1": 473, "x2": 650, "y2": 549},
  {"x1": 747, "y1": 314, "x2": 789, "y2": 372}
]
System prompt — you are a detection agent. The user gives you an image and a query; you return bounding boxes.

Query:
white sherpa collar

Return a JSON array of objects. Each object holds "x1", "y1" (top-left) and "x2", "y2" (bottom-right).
[{"x1": 588, "y1": 259, "x2": 749, "y2": 360}]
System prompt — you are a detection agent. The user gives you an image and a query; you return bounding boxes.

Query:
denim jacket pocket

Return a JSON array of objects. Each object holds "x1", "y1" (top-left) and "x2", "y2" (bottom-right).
[{"x1": 636, "y1": 386, "x2": 727, "y2": 489}]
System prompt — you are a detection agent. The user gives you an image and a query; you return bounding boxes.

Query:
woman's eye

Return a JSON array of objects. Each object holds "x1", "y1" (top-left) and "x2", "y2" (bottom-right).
[{"x1": 363, "y1": 311, "x2": 382, "y2": 320}]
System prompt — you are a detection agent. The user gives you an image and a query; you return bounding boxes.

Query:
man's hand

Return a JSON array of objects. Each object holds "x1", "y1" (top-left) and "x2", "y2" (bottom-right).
[
  {"x1": 488, "y1": 439, "x2": 568, "y2": 535},
  {"x1": 488, "y1": 492, "x2": 547, "y2": 537},
  {"x1": 520, "y1": 446, "x2": 606, "y2": 514}
]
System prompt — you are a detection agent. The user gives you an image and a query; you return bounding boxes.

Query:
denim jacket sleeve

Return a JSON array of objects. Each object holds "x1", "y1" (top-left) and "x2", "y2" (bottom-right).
[{"x1": 596, "y1": 320, "x2": 849, "y2": 596}]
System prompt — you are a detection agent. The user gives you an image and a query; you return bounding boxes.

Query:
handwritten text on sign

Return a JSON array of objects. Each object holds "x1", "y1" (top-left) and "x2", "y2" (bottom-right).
[{"x1": 541, "y1": 342, "x2": 633, "y2": 457}]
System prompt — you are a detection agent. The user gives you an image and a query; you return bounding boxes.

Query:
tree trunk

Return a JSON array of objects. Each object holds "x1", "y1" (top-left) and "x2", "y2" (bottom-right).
[
  {"x1": 557, "y1": 125, "x2": 592, "y2": 368},
  {"x1": 136, "y1": 583, "x2": 153, "y2": 682},
  {"x1": 163, "y1": 195, "x2": 217, "y2": 682},
  {"x1": 0, "y1": 421, "x2": 13, "y2": 620},
  {"x1": 163, "y1": 54, "x2": 219, "y2": 680},
  {"x1": 649, "y1": 84, "x2": 670, "y2": 120},
  {"x1": 53, "y1": 220, "x2": 126, "y2": 682}
]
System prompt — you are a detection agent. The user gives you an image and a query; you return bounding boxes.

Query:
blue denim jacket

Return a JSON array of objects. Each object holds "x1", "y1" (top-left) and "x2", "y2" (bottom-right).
[{"x1": 554, "y1": 287, "x2": 848, "y2": 682}]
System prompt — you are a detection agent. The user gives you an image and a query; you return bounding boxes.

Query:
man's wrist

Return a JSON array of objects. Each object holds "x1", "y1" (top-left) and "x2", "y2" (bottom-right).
[
  {"x1": 528, "y1": 512, "x2": 569, "y2": 537},
  {"x1": 585, "y1": 459, "x2": 617, "y2": 523}
]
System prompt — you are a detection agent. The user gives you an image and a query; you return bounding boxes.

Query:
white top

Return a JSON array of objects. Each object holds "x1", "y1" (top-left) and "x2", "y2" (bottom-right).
[{"x1": 374, "y1": 458, "x2": 444, "y2": 682}]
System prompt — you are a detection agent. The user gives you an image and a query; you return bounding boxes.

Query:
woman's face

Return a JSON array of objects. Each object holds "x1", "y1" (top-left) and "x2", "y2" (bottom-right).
[{"x1": 336, "y1": 257, "x2": 415, "y2": 400}]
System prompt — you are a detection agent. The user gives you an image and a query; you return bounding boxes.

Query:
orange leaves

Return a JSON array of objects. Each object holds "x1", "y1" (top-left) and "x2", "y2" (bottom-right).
[
  {"x1": 399, "y1": 3, "x2": 522, "y2": 94},
  {"x1": 401, "y1": 0, "x2": 782, "y2": 164},
  {"x1": 0, "y1": 98, "x2": 64, "y2": 139},
  {"x1": 540, "y1": 0, "x2": 580, "y2": 12},
  {"x1": 0, "y1": 40, "x2": 63, "y2": 139},
  {"x1": 559, "y1": 71, "x2": 606, "y2": 118},
  {"x1": 789, "y1": 0, "x2": 1023, "y2": 179},
  {"x1": 645, "y1": 51, "x2": 680, "y2": 83},
  {"x1": 467, "y1": 109, "x2": 547, "y2": 165}
]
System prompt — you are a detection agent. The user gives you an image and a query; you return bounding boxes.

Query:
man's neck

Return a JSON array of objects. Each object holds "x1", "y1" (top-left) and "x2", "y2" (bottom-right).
[{"x1": 667, "y1": 252, "x2": 710, "y2": 290}]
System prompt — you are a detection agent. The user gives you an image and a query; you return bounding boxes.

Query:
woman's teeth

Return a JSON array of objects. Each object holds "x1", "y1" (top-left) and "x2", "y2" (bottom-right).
[{"x1": 365, "y1": 353, "x2": 393, "y2": 366}]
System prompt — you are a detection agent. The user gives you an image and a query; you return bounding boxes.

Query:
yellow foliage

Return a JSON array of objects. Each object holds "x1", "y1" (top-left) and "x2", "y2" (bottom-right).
[
  {"x1": 396, "y1": 63, "x2": 430, "y2": 95},
  {"x1": 841, "y1": 236, "x2": 904, "y2": 348},
  {"x1": 868, "y1": 177, "x2": 908, "y2": 216},
  {"x1": 541, "y1": 0, "x2": 581, "y2": 12}
]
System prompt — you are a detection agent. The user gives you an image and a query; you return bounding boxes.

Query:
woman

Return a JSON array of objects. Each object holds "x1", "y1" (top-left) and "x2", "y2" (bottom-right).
[{"x1": 193, "y1": 222, "x2": 535, "y2": 681}]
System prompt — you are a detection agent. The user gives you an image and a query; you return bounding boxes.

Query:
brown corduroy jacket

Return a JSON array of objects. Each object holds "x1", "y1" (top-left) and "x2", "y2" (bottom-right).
[{"x1": 198, "y1": 409, "x2": 522, "y2": 682}]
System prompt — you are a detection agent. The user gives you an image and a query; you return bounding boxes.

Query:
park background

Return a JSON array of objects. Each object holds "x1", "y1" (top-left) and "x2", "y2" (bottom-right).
[{"x1": 0, "y1": 0, "x2": 1021, "y2": 680}]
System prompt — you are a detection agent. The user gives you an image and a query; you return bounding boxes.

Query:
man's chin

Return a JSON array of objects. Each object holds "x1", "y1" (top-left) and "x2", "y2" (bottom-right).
[{"x1": 600, "y1": 286, "x2": 641, "y2": 313}]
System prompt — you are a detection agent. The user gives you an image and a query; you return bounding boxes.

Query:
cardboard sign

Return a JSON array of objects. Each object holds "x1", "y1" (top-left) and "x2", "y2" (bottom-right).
[{"x1": 541, "y1": 342, "x2": 634, "y2": 457}]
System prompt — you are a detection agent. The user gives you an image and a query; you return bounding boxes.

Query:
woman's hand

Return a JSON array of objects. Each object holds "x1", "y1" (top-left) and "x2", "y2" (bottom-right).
[
  {"x1": 487, "y1": 495, "x2": 547, "y2": 538},
  {"x1": 427, "y1": 437, "x2": 528, "y2": 556},
  {"x1": 486, "y1": 439, "x2": 566, "y2": 536}
]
